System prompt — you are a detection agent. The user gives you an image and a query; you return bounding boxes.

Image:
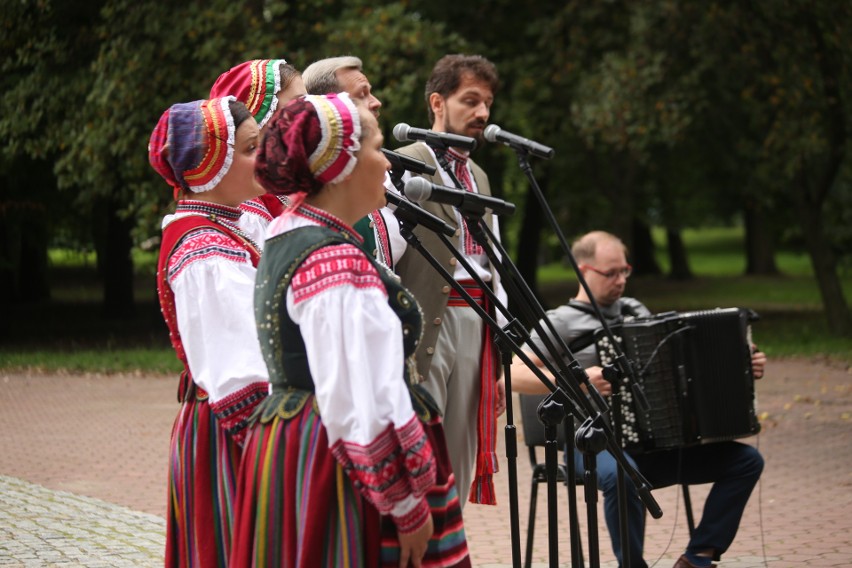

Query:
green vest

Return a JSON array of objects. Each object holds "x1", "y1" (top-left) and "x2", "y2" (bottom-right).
[{"x1": 251, "y1": 224, "x2": 436, "y2": 424}]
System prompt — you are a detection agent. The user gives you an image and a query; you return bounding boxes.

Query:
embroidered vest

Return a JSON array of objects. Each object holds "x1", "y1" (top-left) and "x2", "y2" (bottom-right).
[
  {"x1": 252, "y1": 225, "x2": 437, "y2": 424},
  {"x1": 157, "y1": 214, "x2": 260, "y2": 401}
]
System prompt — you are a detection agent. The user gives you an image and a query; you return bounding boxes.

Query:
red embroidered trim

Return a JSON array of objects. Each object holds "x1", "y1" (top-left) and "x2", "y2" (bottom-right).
[
  {"x1": 167, "y1": 228, "x2": 251, "y2": 282},
  {"x1": 210, "y1": 381, "x2": 268, "y2": 443},
  {"x1": 393, "y1": 497, "x2": 431, "y2": 534},
  {"x1": 239, "y1": 197, "x2": 273, "y2": 222},
  {"x1": 291, "y1": 244, "x2": 385, "y2": 304},
  {"x1": 370, "y1": 210, "x2": 391, "y2": 266},
  {"x1": 330, "y1": 415, "x2": 436, "y2": 515}
]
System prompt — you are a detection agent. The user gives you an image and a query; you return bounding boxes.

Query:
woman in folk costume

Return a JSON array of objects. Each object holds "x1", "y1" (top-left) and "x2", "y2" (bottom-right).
[
  {"x1": 229, "y1": 93, "x2": 471, "y2": 568},
  {"x1": 209, "y1": 58, "x2": 307, "y2": 248},
  {"x1": 148, "y1": 97, "x2": 270, "y2": 567}
]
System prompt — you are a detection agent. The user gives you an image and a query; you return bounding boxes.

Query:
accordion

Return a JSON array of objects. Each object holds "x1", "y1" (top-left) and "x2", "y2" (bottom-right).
[{"x1": 595, "y1": 307, "x2": 761, "y2": 454}]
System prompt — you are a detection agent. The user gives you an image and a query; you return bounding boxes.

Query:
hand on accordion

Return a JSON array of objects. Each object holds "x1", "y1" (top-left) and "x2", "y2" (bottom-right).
[
  {"x1": 751, "y1": 346, "x2": 766, "y2": 380},
  {"x1": 585, "y1": 365, "x2": 613, "y2": 397}
]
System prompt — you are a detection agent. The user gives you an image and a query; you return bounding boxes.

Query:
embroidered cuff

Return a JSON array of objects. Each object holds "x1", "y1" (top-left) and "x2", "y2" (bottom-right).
[
  {"x1": 391, "y1": 496, "x2": 431, "y2": 534},
  {"x1": 331, "y1": 415, "x2": 436, "y2": 515}
]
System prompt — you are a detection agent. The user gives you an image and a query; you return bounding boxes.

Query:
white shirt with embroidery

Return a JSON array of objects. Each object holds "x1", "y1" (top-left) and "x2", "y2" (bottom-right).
[
  {"x1": 162, "y1": 207, "x2": 269, "y2": 404},
  {"x1": 265, "y1": 207, "x2": 435, "y2": 529}
]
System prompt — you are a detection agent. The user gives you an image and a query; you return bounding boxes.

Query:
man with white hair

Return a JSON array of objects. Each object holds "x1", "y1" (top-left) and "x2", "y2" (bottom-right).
[
  {"x1": 302, "y1": 55, "x2": 382, "y2": 117},
  {"x1": 302, "y1": 55, "x2": 400, "y2": 267}
]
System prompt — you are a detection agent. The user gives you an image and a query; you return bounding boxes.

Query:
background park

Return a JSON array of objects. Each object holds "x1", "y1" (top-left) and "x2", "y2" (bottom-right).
[
  {"x1": 1, "y1": 2, "x2": 851, "y2": 566},
  {"x1": 2, "y1": 0, "x2": 850, "y2": 369}
]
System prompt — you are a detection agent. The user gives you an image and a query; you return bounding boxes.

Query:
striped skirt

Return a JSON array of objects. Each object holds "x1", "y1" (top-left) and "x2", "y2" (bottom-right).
[
  {"x1": 229, "y1": 397, "x2": 471, "y2": 568},
  {"x1": 165, "y1": 397, "x2": 241, "y2": 568}
]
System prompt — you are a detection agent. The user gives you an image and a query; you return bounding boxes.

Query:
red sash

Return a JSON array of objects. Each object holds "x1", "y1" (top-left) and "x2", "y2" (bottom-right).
[{"x1": 448, "y1": 281, "x2": 499, "y2": 505}]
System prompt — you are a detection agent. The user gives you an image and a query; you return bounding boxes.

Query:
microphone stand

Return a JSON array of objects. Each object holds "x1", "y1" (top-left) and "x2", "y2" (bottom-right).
[
  {"x1": 392, "y1": 161, "x2": 545, "y2": 568},
  {"x1": 466, "y1": 210, "x2": 661, "y2": 568},
  {"x1": 506, "y1": 147, "x2": 658, "y2": 568},
  {"x1": 391, "y1": 163, "x2": 661, "y2": 568}
]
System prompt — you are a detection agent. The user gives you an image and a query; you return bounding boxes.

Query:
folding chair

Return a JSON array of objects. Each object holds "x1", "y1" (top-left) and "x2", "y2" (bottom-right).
[{"x1": 519, "y1": 393, "x2": 696, "y2": 568}]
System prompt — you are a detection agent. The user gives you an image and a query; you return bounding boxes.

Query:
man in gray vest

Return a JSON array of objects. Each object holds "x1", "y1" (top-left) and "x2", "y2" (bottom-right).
[{"x1": 393, "y1": 54, "x2": 507, "y2": 508}]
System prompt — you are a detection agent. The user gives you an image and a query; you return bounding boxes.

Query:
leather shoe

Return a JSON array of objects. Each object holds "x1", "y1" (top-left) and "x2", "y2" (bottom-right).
[{"x1": 673, "y1": 555, "x2": 716, "y2": 568}]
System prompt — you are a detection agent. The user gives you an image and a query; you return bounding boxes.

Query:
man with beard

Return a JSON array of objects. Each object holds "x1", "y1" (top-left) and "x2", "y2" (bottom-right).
[{"x1": 392, "y1": 54, "x2": 507, "y2": 508}]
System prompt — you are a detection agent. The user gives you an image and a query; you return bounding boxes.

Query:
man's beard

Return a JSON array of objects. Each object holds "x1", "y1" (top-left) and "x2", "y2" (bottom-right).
[{"x1": 444, "y1": 117, "x2": 486, "y2": 144}]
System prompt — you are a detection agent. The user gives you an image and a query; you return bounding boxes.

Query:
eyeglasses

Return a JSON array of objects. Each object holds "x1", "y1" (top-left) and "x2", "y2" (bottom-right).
[{"x1": 582, "y1": 264, "x2": 633, "y2": 279}]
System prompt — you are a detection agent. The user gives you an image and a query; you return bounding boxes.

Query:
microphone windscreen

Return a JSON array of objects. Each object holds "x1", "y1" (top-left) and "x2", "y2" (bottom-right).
[
  {"x1": 393, "y1": 123, "x2": 411, "y2": 142},
  {"x1": 403, "y1": 177, "x2": 431, "y2": 202},
  {"x1": 483, "y1": 124, "x2": 501, "y2": 143}
]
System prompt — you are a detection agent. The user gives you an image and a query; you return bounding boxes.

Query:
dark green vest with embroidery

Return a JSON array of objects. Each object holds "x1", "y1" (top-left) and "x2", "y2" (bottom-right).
[{"x1": 252, "y1": 225, "x2": 436, "y2": 424}]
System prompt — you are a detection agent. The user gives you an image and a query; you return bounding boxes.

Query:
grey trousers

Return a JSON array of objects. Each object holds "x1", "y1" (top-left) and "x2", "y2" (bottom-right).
[{"x1": 421, "y1": 305, "x2": 484, "y2": 507}]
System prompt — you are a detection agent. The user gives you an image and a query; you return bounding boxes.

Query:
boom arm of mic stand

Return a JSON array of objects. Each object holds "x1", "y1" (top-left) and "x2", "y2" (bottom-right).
[
  {"x1": 391, "y1": 170, "x2": 579, "y2": 399},
  {"x1": 463, "y1": 195, "x2": 663, "y2": 520},
  {"x1": 466, "y1": 215, "x2": 608, "y2": 412},
  {"x1": 512, "y1": 151, "x2": 641, "y2": 399}
]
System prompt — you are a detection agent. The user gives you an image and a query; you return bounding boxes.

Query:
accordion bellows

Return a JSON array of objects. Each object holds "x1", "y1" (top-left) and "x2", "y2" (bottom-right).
[{"x1": 596, "y1": 307, "x2": 761, "y2": 454}]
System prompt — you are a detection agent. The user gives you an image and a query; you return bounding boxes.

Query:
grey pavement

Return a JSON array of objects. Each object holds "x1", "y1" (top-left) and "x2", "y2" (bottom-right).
[
  {"x1": 1, "y1": 358, "x2": 851, "y2": 567},
  {"x1": 0, "y1": 475, "x2": 164, "y2": 567}
]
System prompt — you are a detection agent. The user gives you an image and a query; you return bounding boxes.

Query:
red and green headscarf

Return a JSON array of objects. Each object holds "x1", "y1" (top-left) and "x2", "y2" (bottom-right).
[
  {"x1": 148, "y1": 97, "x2": 238, "y2": 198},
  {"x1": 209, "y1": 59, "x2": 287, "y2": 130}
]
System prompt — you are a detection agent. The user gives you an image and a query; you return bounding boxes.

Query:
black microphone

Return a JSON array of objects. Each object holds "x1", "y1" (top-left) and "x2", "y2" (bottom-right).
[
  {"x1": 385, "y1": 190, "x2": 456, "y2": 237},
  {"x1": 483, "y1": 124, "x2": 554, "y2": 160},
  {"x1": 381, "y1": 148, "x2": 437, "y2": 176},
  {"x1": 393, "y1": 123, "x2": 477, "y2": 151},
  {"x1": 404, "y1": 177, "x2": 515, "y2": 217}
]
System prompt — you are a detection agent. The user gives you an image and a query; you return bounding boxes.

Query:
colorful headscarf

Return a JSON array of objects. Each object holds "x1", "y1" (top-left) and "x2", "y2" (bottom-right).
[
  {"x1": 209, "y1": 59, "x2": 287, "y2": 130},
  {"x1": 255, "y1": 92, "x2": 361, "y2": 197},
  {"x1": 148, "y1": 97, "x2": 237, "y2": 198}
]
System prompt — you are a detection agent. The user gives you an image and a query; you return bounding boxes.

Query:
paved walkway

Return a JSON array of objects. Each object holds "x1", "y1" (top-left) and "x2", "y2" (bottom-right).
[
  {"x1": 0, "y1": 476, "x2": 164, "y2": 567},
  {"x1": 1, "y1": 358, "x2": 850, "y2": 567}
]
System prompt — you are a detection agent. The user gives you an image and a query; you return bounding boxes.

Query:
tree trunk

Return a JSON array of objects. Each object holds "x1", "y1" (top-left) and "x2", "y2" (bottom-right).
[
  {"x1": 665, "y1": 227, "x2": 692, "y2": 280},
  {"x1": 514, "y1": 186, "x2": 542, "y2": 304},
  {"x1": 798, "y1": 202, "x2": 852, "y2": 335},
  {"x1": 744, "y1": 202, "x2": 779, "y2": 275},
  {"x1": 17, "y1": 217, "x2": 51, "y2": 301},
  {"x1": 631, "y1": 218, "x2": 662, "y2": 276},
  {"x1": 0, "y1": 159, "x2": 52, "y2": 303},
  {"x1": 100, "y1": 196, "x2": 136, "y2": 317},
  {"x1": 792, "y1": 7, "x2": 852, "y2": 335}
]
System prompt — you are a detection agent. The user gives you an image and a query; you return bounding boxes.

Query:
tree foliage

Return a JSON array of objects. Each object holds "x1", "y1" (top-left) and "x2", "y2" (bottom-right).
[{"x1": 1, "y1": 0, "x2": 850, "y2": 332}]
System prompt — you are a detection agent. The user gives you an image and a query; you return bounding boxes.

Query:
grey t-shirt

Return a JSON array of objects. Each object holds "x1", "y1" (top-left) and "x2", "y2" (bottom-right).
[{"x1": 526, "y1": 297, "x2": 651, "y2": 369}]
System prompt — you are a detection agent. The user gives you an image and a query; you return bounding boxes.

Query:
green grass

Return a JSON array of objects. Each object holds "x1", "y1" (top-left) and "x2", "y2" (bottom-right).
[
  {"x1": 1, "y1": 281, "x2": 178, "y2": 374},
  {"x1": 3, "y1": 228, "x2": 850, "y2": 373},
  {"x1": 536, "y1": 226, "x2": 852, "y2": 364},
  {"x1": 0, "y1": 348, "x2": 180, "y2": 374}
]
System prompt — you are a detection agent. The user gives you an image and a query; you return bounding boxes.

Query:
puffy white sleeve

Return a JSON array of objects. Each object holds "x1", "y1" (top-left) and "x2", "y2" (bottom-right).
[
  {"x1": 287, "y1": 243, "x2": 435, "y2": 533},
  {"x1": 170, "y1": 237, "x2": 269, "y2": 439}
]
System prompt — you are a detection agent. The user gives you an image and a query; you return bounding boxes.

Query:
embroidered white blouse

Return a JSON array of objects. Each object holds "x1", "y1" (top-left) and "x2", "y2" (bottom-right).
[
  {"x1": 265, "y1": 205, "x2": 432, "y2": 527},
  {"x1": 162, "y1": 204, "x2": 269, "y2": 405}
]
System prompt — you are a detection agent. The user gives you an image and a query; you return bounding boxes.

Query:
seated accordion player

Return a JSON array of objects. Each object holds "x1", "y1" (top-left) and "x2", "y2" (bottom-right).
[{"x1": 589, "y1": 307, "x2": 761, "y2": 454}]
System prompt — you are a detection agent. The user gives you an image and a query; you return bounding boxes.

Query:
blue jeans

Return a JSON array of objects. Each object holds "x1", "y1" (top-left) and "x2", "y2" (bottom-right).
[{"x1": 572, "y1": 442, "x2": 764, "y2": 568}]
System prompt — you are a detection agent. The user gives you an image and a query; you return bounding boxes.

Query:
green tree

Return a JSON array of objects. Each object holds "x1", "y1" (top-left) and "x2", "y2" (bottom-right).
[{"x1": 707, "y1": 1, "x2": 852, "y2": 333}]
